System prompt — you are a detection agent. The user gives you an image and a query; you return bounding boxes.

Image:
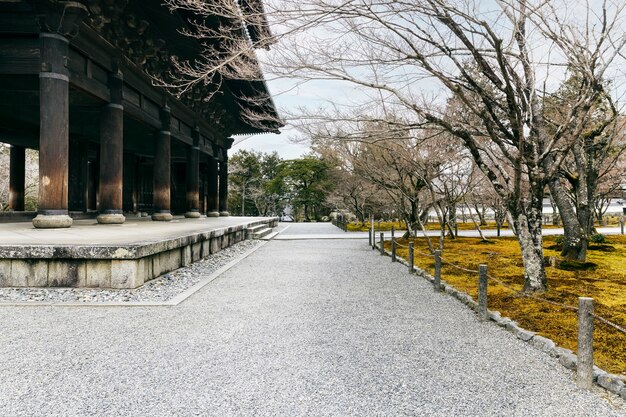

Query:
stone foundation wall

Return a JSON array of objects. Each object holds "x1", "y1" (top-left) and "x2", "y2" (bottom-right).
[{"x1": 0, "y1": 220, "x2": 270, "y2": 289}]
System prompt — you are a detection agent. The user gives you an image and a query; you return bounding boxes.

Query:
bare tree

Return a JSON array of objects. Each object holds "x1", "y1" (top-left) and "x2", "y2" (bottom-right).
[
  {"x1": 262, "y1": 0, "x2": 626, "y2": 292},
  {"x1": 543, "y1": 76, "x2": 625, "y2": 260}
]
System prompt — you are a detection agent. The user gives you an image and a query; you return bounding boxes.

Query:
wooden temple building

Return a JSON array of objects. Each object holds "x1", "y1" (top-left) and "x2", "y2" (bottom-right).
[{"x1": 0, "y1": 0, "x2": 281, "y2": 228}]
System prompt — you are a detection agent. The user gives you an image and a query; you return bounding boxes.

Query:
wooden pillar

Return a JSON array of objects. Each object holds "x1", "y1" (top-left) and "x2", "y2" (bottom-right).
[
  {"x1": 97, "y1": 69, "x2": 125, "y2": 224},
  {"x1": 68, "y1": 136, "x2": 89, "y2": 212},
  {"x1": 184, "y1": 127, "x2": 201, "y2": 218},
  {"x1": 206, "y1": 156, "x2": 219, "y2": 217},
  {"x1": 218, "y1": 155, "x2": 230, "y2": 216},
  {"x1": 33, "y1": 33, "x2": 72, "y2": 228},
  {"x1": 8, "y1": 145, "x2": 25, "y2": 211},
  {"x1": 152, "y1": 106, "x2": 173, "y2": 221},
  {"x1": 32, "y1": 2, "x2": 87, "y2": 228}
]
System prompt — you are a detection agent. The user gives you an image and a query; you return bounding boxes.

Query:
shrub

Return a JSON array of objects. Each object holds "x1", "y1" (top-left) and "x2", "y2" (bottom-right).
[{"x1": 590, "y1": 233, "x2": 606, "y2": 244}]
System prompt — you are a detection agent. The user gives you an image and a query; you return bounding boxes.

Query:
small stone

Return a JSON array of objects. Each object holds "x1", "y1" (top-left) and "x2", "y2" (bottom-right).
[
  {"x1": 558, "y1": 352, "x2": 577, "y2": 370},
  {"x1": 597, "y1": 374, "x2": 626, "y2": 395},
  {"x1": 529, "y1": 335, "x2": 556, "y2": 355},
  {"x1": 488, "y1": 311, "x2": 501, "y2": 322},
  {"x1": 504, "y1": 320, "x2": 520, "y2": 333},
  {"x1": 513, "y1": 326, "x2": 536, "y2": 342}
]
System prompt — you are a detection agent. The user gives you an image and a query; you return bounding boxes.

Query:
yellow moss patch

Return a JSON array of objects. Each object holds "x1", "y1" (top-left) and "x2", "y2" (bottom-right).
[
  {"x1": 387, "y1": 235, "x2": 626, "y2": 375},
  {"x1": 347, "y1": 221, "x2": 406, "y2": 232}
]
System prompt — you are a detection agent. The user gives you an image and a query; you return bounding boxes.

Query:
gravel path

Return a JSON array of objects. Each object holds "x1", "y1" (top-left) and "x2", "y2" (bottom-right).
[{"x1": 0, "y1": 224, "x2": 624, "y2": 416}]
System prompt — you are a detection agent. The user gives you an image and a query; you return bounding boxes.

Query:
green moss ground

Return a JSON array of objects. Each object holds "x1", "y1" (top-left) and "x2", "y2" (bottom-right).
[{"x1": 387, "y1": 235, "x2": 626, "y2": 375}]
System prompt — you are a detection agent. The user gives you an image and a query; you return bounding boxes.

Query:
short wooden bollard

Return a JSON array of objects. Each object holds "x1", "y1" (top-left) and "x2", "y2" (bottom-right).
[
  {"x1": 372, "y1": 216, "x2": 376, "y2": 249},
  {"x1": 379, "y1": 232, "x2": 384, "y2": 255},
  {"x1": 391, "y1": 238, "x2": 396, "y2": 262},
  {"x1": 621, "y1": 218, "x2": 624, "y2": 235},
  {"x1": 577, "y1": 297, "x2": 594, "y2": 389},
  {"x1": 408, "y1": 242, "x2": 414, "y2": 273},
  {"x1": 478, "y1": 264, "x2": 488, "y2": 321},
  {"x1": 434, "y1": 250, "x2": 442, "y2": 292}
]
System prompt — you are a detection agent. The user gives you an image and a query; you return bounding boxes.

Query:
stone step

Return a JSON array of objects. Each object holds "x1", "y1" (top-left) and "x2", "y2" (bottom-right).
[
  {"x1": 247, "y1": 224, "x2": 267, "y2": 234},
  {"x1": 251, "y1": 227, "x2": 273, "y2": 239},
  {"x1": 260, "y1": 231, "x2": 279, "y2": 241}
]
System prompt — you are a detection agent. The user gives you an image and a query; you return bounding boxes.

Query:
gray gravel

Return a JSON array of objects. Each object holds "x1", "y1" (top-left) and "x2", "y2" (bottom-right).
[
  {"x1": 0, "y1": 239, "x2": 261, "y2": 303},
  {"x1": 0, "y1": 225, "x2": 624, "y2": 416}
]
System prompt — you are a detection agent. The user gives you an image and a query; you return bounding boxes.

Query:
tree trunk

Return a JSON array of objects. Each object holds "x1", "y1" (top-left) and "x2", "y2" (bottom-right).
[
  {"x1": 548, "y1": 178, "x2": 587, "y2": 261},
  {"x1": 510, "y1": 188, "x2": 548, "y2": 292}
]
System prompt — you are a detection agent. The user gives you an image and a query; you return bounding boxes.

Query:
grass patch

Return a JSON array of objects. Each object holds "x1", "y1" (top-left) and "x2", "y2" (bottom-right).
[{"x1": 387, "y1": 234, "x2": 626, "y2": 375}]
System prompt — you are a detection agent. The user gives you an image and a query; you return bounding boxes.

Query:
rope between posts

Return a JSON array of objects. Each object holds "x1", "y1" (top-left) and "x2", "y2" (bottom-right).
[
  {"x1": 591, "y1": 313, "x2": 626, "y2": 335},
  {"x1": 413, "y1": 247, "x2": 435, "y2": 258}
]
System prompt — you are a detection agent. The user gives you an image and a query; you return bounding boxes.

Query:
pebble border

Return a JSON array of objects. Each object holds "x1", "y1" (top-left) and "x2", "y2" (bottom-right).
[{"x1": 381, "y1": 246, "x2": 626, "y2": 401}]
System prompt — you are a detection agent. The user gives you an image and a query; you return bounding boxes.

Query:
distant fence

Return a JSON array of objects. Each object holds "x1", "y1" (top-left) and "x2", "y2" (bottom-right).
[
  {"x1": 331, "y1": 215, "x2": 348, "y2": 232},
  {"x1": 369, "y1": 226, "x2": 626, "y2": 392}
]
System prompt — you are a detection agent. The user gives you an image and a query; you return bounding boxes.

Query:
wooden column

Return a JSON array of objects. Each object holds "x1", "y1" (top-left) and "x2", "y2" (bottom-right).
[
  {"x1": 32, "y1": 2, "x2": 87, "y2": 228},
  {"x1": 206, "y1": 156, "x2": 219, "y2": 217},
  {"x1": 8, "y1": 145, "x2": 25, "y2": 211},
  {"x1": 184, "y1": 128, "x2": 201, "y2": 218},
  {"x1": 68, "y1": 136, "x2": 89, "y2": 212},
  {"x1": 218, "y1": 155, "x2": 230, "y2": 216},
  {"x1": 97, "y1": 69, "x2": 125, "y2": 224},
  {"x1": 152, "y1": 106, "x2": 173, "y2": 221},
  {"x1": 33, "y1": 33, "x2": 72, "y2": 228}
]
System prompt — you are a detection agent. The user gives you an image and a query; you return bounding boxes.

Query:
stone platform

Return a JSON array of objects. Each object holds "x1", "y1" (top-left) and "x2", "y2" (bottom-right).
[{"x1": 0, "y1": 216, "x2": 278, "y2": 289}]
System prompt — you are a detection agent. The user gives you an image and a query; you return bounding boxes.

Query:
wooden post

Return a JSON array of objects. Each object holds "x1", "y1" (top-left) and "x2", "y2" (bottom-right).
[
  {"x1": 152, "y1": 106, "x2": 173, "y2": 221},
  {"x1": 391, "y1": 238, "x2": 396, "y2": 262},
  {"x1": 434, "y1": 250, "x2": 442, "y2": 292},
  {"x1": 97, "y1": 68, "x2": 125, "y2": 224},
  {"x1": 478, "y1": 264, "x2": 488, "y2": 321},
  {"x1": 8, "y1": 145, "x2": 25, "y2": 211},
  {"x1": 621, "y1": 218, "x2": 624, "y2": 235},
  {"x1": 33, "y1": 33, "x2": 73, "y2": 228},
  {"x1": 206, "y1": 155, "x2": 219, "y2": 217},
  {"x1": 184, "y1": 127, "x2": 201, "y2": 218},
  {"x1": 577, "y1": 297, "x2": 594, "y2": 389},
  {"x1": 32, "y1": 2, "x2": 87, "y2": 228},
  {"x1": 408, "y1": 242, "x2": 414, "y2": 273},
  {"x1": 218, "y1": 155, "x2": 230, "y2": 216},
  {"x1": 380, "y1": 232, "x2": 384, "y2": 255},
  {"x1": 391, "y1": 225, "x2": 395, "y2": 240},
  {"x1": 368, "y1": 228, "x2": 372, "y2": 246},
  {"x1": 371, "y1": 216, "x2": 376, "y2": 250}
]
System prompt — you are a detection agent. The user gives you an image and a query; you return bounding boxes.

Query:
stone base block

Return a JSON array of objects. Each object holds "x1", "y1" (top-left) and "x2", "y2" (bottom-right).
[
  {"x1": 0, "y1": 216, "x2": 279, "y2": 289},
  {"x1": 184, "y1": 211, "x2": 202, "y2": 219},
  {"x1": 97, "y1": 213, "x2": 126, "y2": 224},
  {"x1": 151, "y1": 212, "x2": 173, "y2": 222},
  {"x1": 219, "y1": 211, "x2": 230, "y2": 217},
  {"x1": 206, "y1": 211, "x2": 220, "y2": 217},
  {"x1": 32, "y1": 214, "x2": 73, "y2": 229}
]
